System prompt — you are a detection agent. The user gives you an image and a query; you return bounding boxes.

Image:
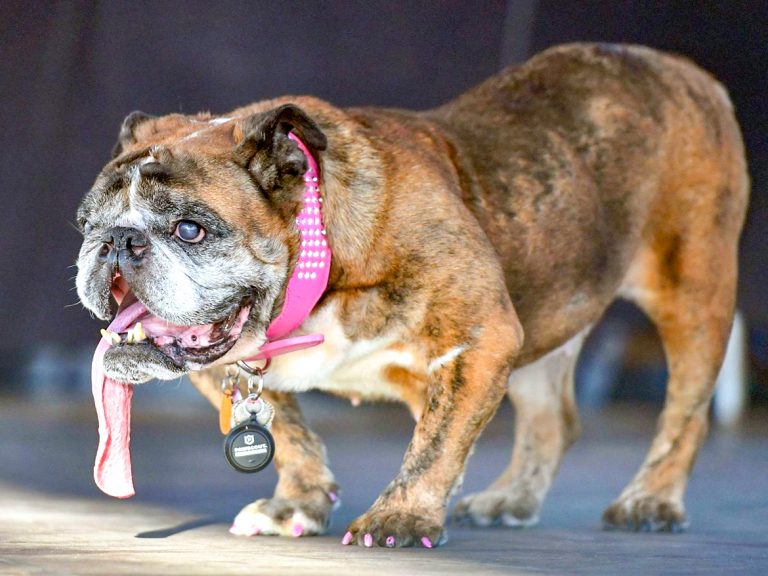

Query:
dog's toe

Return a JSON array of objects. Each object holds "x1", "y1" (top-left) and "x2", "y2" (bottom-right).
[
  {"x1": 602, "y1": 494, "x2": 688, "y2": 533},
  {"x1": 230, "y1": 498, "x2": 331, "y2": 537},
  {"x1": 343, "y1": 509, "x2": 445, "y2": 548},
  {"x1": 452, "y1": 489, "x2": 540, "y2": 528}
]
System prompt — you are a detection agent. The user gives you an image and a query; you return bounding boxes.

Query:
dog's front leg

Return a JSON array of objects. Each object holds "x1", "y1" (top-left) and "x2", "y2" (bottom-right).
[
  {"x1": 189, "y1": 369, "x2": 338, "y2": 537},
  {"x1": 344, "y1": 312, "x2": 522, "y2": 548}
]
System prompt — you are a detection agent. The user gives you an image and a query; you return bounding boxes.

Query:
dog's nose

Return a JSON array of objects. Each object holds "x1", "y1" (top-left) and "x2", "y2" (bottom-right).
[{"x1": 98, "y1": 227, "x2": 149, "y2": 268}]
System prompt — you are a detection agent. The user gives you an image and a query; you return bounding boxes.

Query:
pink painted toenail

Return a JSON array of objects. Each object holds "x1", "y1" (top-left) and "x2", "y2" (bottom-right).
[
  {"x1": 342, "y1": 531, "x2": 353, "y2": 545},
  {"x1": 421, "y1": 536, "x2": 433, "y2": 548},
  {"x1": 364, "y1": 533, "x2": 373, "y2": 547},
  {"x1": 293, "y1": 523, "x2": 304, "y2": 537},
  {"x1": 386, "y1": 536, "x2": 395, "y2": 547}
]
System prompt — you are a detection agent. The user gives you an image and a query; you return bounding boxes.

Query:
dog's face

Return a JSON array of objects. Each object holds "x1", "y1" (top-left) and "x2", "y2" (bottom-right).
[{"x1": 75, "y1": 105, "x2": 327, "y2": 383}]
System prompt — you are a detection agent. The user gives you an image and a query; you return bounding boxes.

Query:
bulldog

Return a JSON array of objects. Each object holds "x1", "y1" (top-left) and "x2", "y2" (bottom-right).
[{"x1": 75, "y1": 43, "x2": 748, "y2": 547}]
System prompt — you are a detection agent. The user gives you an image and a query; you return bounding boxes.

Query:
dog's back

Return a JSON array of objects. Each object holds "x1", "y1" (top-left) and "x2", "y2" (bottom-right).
[{"x1": 428, "y1": 43, "x2": 748, "y2": 364}]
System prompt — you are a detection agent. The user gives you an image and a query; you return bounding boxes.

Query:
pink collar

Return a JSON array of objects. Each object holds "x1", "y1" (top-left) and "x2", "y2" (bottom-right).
[{"x1": 245, "y1": 133, "x2": 330, "y2": 361}]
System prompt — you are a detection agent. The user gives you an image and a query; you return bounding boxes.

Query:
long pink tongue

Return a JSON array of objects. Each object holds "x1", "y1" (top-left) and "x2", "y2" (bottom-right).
[{"x1": 92, "y1": 299, "x2": 148, "y2": 499}]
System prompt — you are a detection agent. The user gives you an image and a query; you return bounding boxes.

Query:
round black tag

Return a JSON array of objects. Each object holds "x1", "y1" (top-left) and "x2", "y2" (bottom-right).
[{"x1": 223, "y1": 421, "x2": 275, "y2": 473}]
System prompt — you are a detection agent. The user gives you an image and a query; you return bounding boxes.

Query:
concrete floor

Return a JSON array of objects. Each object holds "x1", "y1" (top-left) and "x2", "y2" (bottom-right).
[{"x1": 1, "y1": 388, "x2": 767, "y2": 575}]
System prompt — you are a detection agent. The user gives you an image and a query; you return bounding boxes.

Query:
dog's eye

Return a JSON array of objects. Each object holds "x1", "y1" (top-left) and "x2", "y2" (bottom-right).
[
  {"x1": 82, "y1": 220, "x2": 93, "y2": 235},
  {"x1": 174, "y1": 220, "x2": 206, "y2": 243}
]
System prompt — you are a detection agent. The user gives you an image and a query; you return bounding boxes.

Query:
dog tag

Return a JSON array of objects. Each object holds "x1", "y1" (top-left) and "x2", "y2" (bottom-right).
[
  {"x1": 223, "y1": 364, "x2": 275, "y2": 472},
  {"x1": 224, "y1": 390, "x2": 275, "y2": 473},
  {"x1": 224, "y1": 419, "x2": 275, "y2": 473}
]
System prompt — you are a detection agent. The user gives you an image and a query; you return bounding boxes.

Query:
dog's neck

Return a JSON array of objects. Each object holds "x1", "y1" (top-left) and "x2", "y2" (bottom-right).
[{"x1": 245, "y1": 133, "x2": 331, "y2": 361}]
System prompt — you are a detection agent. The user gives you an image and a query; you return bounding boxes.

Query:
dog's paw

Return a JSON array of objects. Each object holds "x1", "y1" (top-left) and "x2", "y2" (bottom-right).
[
  {"x1": 229, "y1": 497, "x2": 335, "y2": 537},
  {"x1": 602, "y1": 494, "x2": 688, "y2": 533},
  {"x1": 342, "y1": 509, "x2": 445, "y2": 548},
  {"x1": 452, "y1": 488, "x2": 540, "y2": 528}
]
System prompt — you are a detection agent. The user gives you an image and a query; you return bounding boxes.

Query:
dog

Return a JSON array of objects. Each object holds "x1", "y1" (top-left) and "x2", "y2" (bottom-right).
[{"x1": 75, "y1": 43, "x2": 748, "y2": 547}]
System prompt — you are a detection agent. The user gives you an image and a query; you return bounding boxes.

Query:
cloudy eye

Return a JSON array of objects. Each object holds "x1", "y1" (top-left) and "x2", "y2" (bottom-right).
[
  {"x1": 174, "y1": 220, "x2": 205, "y2": 243},
  {"x1": 82, "y1": 221, "x2": 93, "y2": 235}
]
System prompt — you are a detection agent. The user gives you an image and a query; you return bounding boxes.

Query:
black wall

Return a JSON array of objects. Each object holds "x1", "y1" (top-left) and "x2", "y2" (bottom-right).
[{"x1": 1, "y1": 1, "x2": 765, "y2": 383}]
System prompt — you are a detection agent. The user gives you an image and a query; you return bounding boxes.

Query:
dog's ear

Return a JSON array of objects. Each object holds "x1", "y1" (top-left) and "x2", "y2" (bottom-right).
[
  {"x1": 112, "y1": 111, "x2": 156, "y2": 158},
  {"x1": 233, "y1": 104, "x2": 327, "y2": 196}
]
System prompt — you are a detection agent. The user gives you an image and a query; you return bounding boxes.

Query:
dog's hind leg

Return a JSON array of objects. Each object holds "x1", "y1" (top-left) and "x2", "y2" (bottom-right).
[
  {"x1": 603, "y1": 175, "x2": 747, "y2": 531},
  {"x1": 189, "y1": 368, "x2": 339, "y2": 537},
  {"x1": 453, "y1": 330, "x2": 586, "y2": 527}
]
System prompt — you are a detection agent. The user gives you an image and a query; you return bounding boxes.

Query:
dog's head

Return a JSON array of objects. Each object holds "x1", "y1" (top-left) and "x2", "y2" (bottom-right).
[{"x1": 75, "y1": 104, "x2": 327, "y2": 383}]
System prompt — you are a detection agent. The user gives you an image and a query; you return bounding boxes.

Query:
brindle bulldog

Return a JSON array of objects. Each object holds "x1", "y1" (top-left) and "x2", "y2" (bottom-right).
[{"x1": 75, "y1": 43, "x2": 748, "y2": 547}]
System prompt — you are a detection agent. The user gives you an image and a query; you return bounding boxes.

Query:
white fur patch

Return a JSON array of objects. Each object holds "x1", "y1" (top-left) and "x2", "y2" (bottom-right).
[
  {"x1": 181, "y1": 118, "x2": 232, "y2": 142},
  {"x1": 428, "y1": 345, "x2": 467, "y2": 373},
  {"x1": 501, "y1": 512, "x2": 540, "y2": 528},
  {"x1": 117, "y1": 157, "x2": 157, "y2": 228},
  {"x1": 265, "y1": 302, "x2": 420, "y2": 401},
  {"x1": 149, "y1": 242, "x2": 201, "y2": 315},
  {"x1": 229, "y1": 499, "x2": 325, "y2": 537},
  {"x1": 181, "y1": 129, "x2": 205, "y2": 142},
  {"x1": 508, "y1": 329, "x2": 588, "y2": 404}
]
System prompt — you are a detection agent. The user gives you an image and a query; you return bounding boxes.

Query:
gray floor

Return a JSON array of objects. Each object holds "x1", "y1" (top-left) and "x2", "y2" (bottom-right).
[{"x1": 1, "y1": 387, "x2": 766, "y2": 575}]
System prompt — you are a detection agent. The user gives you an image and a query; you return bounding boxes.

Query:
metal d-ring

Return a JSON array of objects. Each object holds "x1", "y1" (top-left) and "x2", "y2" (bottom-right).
[{"x1": 236, "y1": 359, "x2": 271, "y2": 398}]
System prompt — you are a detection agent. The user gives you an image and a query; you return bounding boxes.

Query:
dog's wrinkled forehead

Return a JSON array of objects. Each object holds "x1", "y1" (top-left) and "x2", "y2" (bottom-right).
[
  {"x1": 80, "y1": 119, "x2": 265, "y2": 235},
  {"x1": 79, "y1": 102, "x2": 328, "y2": 246}
]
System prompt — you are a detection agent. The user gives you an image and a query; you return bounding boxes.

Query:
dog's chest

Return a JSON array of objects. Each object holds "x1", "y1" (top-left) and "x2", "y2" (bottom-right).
[{"x1": 264, "y1": 302, "x2": 421, "y2": 401}]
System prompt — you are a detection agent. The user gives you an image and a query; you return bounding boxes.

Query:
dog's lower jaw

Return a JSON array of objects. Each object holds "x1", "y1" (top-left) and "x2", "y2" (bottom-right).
[
  {"x1": 102, "y1": 346, "x2": 185, "y2": 384},
  {"x1": 101, "y1": 314, "x2": 268, "y2": 384}
]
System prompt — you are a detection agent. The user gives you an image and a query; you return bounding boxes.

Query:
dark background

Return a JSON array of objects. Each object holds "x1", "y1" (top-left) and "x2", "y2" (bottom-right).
[{"x1": 1, "y1": 1, "x2": 766, "y2": 398}]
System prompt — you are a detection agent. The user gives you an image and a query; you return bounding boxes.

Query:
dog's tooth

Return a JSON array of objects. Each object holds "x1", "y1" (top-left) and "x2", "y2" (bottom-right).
[
  {"x1": 133, "y1": 322, "x2": 146, "y2": 343},
  {"x1": 125, "y1": 330, "x2": 134, "y2": 344},
  {"x1": 100, "y1": 329, "x2": 121, "y2": 346}
]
